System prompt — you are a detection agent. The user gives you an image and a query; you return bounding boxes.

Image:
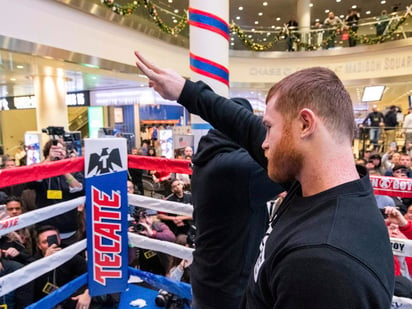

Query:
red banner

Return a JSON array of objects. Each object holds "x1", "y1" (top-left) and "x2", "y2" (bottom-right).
[
  {"x1": 370, "y1": 175, "x2": 412, "y2": 198},
  {"x1": 0, "y1": 155, "x2": 192, "y2": 188}
]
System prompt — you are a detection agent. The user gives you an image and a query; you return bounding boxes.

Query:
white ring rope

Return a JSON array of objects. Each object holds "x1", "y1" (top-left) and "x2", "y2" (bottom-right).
[
  {"x1": 0, "y1": 196, "x2": 85, "y2": 237},
  {"x1": 0, "y1": 194, "x2": 194, "y2": 298},
  {"x1": 0, "y1": 239, "x2": 86, "y2": 297},
  {"x1": 128, "y1": 193, "x2": 194, "y2": 217},
  {"x1": 128, "y1": 232, "x2": 194, "y2": 261}
]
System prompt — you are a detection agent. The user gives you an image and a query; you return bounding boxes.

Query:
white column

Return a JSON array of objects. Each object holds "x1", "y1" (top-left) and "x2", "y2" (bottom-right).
[
  {"x1": 189, "y1": 0, "x2": 230, "y2": 149},
  {"x1": 33, "y1": 66, "x2": 68, "y2": 133},
  {"x1": 297, "y1": 0, "x2": 311, "y2": 44}
]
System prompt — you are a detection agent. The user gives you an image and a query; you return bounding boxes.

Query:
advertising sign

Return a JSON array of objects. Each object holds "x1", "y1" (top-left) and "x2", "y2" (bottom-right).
[{"x1": 84, "y1": 138, "x2": 128, "y2": 296}]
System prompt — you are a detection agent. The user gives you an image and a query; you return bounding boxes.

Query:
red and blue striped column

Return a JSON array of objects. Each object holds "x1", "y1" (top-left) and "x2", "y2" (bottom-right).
[{"x1": 189, "y1": 1, "x2": 229, "y2": 143}]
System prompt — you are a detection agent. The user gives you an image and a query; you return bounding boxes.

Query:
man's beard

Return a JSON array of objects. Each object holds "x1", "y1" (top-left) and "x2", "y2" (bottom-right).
[{"x1": 267, "y1": 125, "x2": 303, "y2": 183}]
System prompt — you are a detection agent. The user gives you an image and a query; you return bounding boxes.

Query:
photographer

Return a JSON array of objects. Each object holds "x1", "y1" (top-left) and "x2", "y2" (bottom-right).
[
  {"x1": 28, "y1": 139, "x2": 84, "y2": 247},
  {"x1": 128, "y1": 208, "x2": 175, "y2": 276},
  {"x1": 32, "y1": 225, "x2": 91, "y2": 309}
]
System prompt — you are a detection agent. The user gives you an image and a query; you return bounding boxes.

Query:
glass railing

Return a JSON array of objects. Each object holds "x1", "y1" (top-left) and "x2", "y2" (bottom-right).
[
  {"x1": 356, "y1": 125, "x2": 411, "y2": 157},
  {"x1": 230, "y1": 11, "x2": 412, "y2": 51}
]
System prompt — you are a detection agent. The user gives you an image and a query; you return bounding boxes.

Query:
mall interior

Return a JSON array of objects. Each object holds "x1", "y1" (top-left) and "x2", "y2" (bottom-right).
[{"x1": 0, "y1": 0, "x2": 412, "y2": 163}]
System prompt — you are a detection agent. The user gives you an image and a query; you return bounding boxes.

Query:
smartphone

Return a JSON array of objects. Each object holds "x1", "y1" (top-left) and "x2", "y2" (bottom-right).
[{"x1": 47, "y1": 234, "x2": 59, "y2": 247}]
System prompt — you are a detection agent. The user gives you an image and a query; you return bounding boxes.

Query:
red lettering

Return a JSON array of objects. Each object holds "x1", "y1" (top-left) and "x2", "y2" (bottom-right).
[
  {"x1": 94, "y1": 234, "x2": 120, "y2": 252},
  {"x1": 94, "y1": 222, "x2": 121, "y2": 243},
  {"x1": 94, "y1": 266, "x2": 122, "y2": 285},
  {"x1": 94, "y1": 250, "x2": 121, "y2": 268},
  {"x1": 92, "y1": 186, "x2": 120, "y2": 208},
  {"x1": 93, "y1": 204, "x2": 120, "y2": 221}
]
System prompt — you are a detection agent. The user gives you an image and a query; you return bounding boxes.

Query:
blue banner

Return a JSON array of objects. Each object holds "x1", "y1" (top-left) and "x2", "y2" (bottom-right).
[{"x1": 85, "y1": 138, "x2": 129, "y2": 296}]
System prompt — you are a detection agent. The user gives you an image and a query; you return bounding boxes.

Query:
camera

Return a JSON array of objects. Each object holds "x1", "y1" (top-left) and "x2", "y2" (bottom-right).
[
  {"x1": 42, "y1": 126, "x2": 65, "y2": 137},
  {"x1": 155, "y1": 290, "x2": 185, "y2": 309},
  {"x1": 133, "y1": 223, "x2": 145, "y2": 233},
  {"x1": 42, "y1": 126, "x2": 66, "y2": 147}
]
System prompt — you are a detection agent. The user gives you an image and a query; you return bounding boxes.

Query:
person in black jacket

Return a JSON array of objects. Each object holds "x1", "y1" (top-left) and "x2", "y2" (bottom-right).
[
  {"x1": 384, "y1": 105, "x2": 399, "y2": 151},
  {"x1": 28, "y1": 139, "x2": 84, "y2": 247},
  {"x1": 134, "y1": 52, "x2": 394, "y2": 309},
  {"x1": 190, "y1": 97, "x2": 283, "y2": 309}
]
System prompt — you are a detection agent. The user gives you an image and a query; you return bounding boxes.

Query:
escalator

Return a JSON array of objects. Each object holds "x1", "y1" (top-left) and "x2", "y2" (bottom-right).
[{"x1": 68, "y1": 107, "x2": 88, "y2": 138}]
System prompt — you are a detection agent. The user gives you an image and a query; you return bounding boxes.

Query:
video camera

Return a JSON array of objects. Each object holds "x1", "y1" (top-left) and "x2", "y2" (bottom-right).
[
  {"x1": 155, "y1": 290, "x2": 186, "y2": 309},
  {"x1": 130, "y1": 207, "x2": 147, "y2": 233},
  {"x1": 42, "y1": 126, "x2": 66, "y2": 145}
]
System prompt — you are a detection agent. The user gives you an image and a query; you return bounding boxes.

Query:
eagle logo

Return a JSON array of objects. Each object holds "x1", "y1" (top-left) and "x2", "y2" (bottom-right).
[{"x1": 87, "y1": 147, "x2": 123, "y2": 176}]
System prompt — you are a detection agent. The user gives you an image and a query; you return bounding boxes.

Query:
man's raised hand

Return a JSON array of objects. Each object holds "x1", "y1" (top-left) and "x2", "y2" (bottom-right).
[{"x1": 134, "y1": 51, "x2": 185, "y2": 101}]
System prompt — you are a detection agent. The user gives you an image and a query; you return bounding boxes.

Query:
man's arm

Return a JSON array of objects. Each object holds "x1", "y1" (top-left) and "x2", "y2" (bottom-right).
[{"x1": 134, "y1": 51, "x2": 267, "y2": 168}]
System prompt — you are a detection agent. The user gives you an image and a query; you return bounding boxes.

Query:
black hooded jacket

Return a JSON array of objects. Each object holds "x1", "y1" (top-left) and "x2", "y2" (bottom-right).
[{"x1": 190, "y1": 129, "x2": 283, "y2": 309}]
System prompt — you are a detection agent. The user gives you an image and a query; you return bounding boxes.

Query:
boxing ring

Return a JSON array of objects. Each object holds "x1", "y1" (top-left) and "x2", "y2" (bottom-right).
[
  {"x1": 1, "y1": 138, "x2": 412, "y2": 308},
  {"x1": 0, "y1": 138, "x2": 194, "y2": 308}
]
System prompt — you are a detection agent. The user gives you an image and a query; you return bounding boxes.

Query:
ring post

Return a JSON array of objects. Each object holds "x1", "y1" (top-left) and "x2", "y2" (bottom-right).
[{"x1": 84, "y1": 138, "x2": 129, "y2": 296}]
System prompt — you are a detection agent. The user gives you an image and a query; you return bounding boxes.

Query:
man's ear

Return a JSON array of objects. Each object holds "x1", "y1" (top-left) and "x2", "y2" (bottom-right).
[{"x1": 298, "y1": 108, "x2": 316, "y2": 137}]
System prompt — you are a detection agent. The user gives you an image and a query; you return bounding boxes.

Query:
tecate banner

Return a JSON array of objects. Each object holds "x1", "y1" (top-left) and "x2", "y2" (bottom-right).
[{"x1": 84, "y1": 138, "x2": 128, "y2": 296}]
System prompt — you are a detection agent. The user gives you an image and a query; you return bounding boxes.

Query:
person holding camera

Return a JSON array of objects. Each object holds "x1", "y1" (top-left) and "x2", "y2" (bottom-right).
[
  {"x1": 28, "y1": 139, "x2": 84, "y2": 247},
  {"x1": 32, "y1": 225, "x2": 91, "y2": 309},
  {"x1": 129, "y1": 208, "x2": 176, "y2": 276}
]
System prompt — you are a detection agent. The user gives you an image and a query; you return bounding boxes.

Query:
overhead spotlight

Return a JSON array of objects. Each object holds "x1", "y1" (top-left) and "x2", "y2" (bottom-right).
[
  {"x1": 352, "y1": 5, "x2": 357, "y2": 9},
  {"x1": 174, "y1": 9, "x2": 179, "y2": 13},
  {"x1": 325, "y1": 9, "x2": 330, "y2": 13},
  {"x1": 276, "y1": 17, "x2": 281, "y2": 21},
  {"x1": 254, "y1": 21, "x2": 259, "y2": 25},
  {"x1": 309, "y1": 3, "x2": 314, "y2": 7},
  {"x1": 366, "y1": 10, "x2": 371, "y2": 14},
  {"x1": 236, "y1": 16, "x2": 240, "y2": 20},
  {"x1": 168, "y1": 0, "x2": 172, "y2": 3},
  {"x1": 336, "y1": 0, "x2": 341, "y2": 2},
  {"x1": 238, "y1": 6, "x2": 243, "y2": 11},
  {"x1": 381, "y1": 0, "x2": 386, "y2": 3},
  {"x1": 263, "y1": 2, "x2": 268, "y2": 6},
  {"x1": 258, "y1": 12, "x2": 263, "y2": 16}
]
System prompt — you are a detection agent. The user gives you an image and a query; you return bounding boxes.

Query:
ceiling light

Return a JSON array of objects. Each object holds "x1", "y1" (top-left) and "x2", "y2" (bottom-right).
[
  {"x1": 16, "y1": 65, "x2": 24, "y2": 69},
  {"x1": 263, "y1": 38, "x2": 267, "y2": 41},
  {"x1": 173, "y1": 19, "x2": 178, "y2": 23},
  {"x1": 10, "y1": 78, "x2": 16, "y2": 81},
  {"x1": 366, "y1": 10, "x2": 371, "y2": 14},
  {"x1": 174, "y1": 9, "x2": 179, "y2": 13},
  {"x1": 263, "y1": 2, "x2": 268, "y2": 6},
  {"x1": 236, "y1": 16, "x2": 240, "y2": 20},
  {"x1": 315, "y1": 18, "x2": 320, "y2": 22},
  {"x1": 325, "y1": 9, "x2": 330, "y2": 13},
  {"x1": 340, "y1": 15, "x2": 344, "y2": 18},
  {"x1": 352, "y1": 5, "x2": 357, "y2": 9},
  {"x1": 238, "y1": 6, "x2": 243, "y2": 11},
  {"x1": 230, "y1": 42, "x2": 235, "y2": 46},
  {"x1": 309, "y1": 3, "x2": 314, "y2": 7},
  {"x1": 248, "y1": 35, "x2": 252, "y2": 38},
  {"x1": 168, "y1": 0, "x2": 172, "y2": 2},
  {"x1": 276, "y1": 17, "x2": 281, "y2": 21},
  {"x1": 254, "y1": 21, "x2": 259, "y2": 24},
  {"x1": 271, "y1": 25, "x2": 276, "y2": 28},
  {"x1": 381, "y1": 0, "x2": 386, "y2": 3},
  {"x1": 362, "y1": 86, "x2": 385, "y2": 102},
  {"x1": 336, "y1": 0, "x2": 341, "y2": 2},
  {"x1": 258, "y1": 12, "x2": 263, "y2": 16}
]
